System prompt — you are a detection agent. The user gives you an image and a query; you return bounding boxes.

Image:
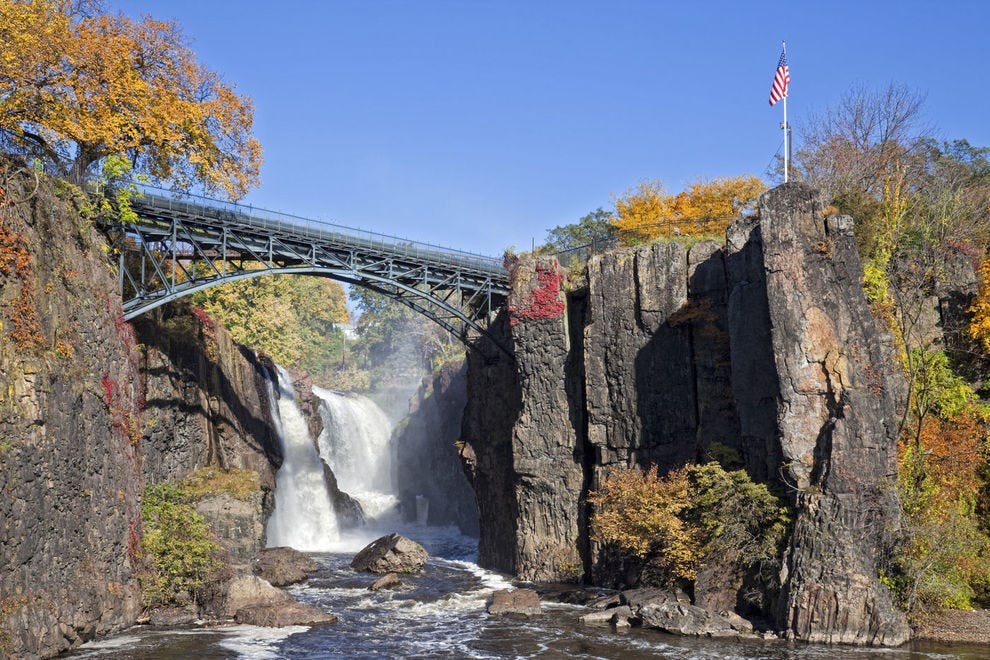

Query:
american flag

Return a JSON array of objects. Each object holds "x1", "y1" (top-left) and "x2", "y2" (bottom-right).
[{"x1": 769, "y1": 49, "x2": 790, "y2": 106}]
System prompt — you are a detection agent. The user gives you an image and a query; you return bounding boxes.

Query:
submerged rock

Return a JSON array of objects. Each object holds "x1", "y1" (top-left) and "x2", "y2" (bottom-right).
[
  {"x1": 351, "y1": 533, "x2": 429, "y2": 574},
  {"x1": 235, "y1": 602, "x2": 337, "y2": 627},
  {"x1": 487, "y1": 588, "x2": 542, "y2": 616},
  {"x1": 254, "y1": 546, "x2": 320, "y2": 586},
  {"x1": 368, "y1": 572, "x2": 402, "y2": 591}
]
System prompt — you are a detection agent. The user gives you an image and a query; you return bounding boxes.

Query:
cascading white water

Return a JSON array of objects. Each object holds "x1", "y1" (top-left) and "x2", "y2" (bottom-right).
[
  {"x1": 312, "y1": 386, "x2": 399, "y2": 521},
  {"x1": 265, "y1": 366, "x2": 339, "y2": 551}
]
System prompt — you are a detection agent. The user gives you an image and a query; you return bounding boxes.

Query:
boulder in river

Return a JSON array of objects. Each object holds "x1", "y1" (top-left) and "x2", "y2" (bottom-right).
[
  {"x1": 487, "y1": 588, "x2": 542, "y2": 616},
  {"x1": 350, "y1": 533, "x2": 429, "y2": 574},
  {"x1": 235, "y1": 602, "x2": 337, "y2": 627},
  {"x1": 638, "y1": 601, "x2": 740, "y2": 638},
  {"x1": 223, "y1": 575, "x2": 293, "y2": 616},
  {"x1": 368, "y1": 572, "x2": 402, "y2": 591},
  {"x1": 254, "y1": 546, "x2": 320, "y2": 586}
]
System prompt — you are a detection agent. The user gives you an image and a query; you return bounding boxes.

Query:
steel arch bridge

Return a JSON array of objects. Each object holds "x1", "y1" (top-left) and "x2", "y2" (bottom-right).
[{"x1": 101, "y1": 185, "x2": 511, "y2": 352}]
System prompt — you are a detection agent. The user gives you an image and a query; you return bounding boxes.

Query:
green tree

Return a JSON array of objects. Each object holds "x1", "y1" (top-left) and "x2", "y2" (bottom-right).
[
  {"x1": 538, "y1": 208, "x2": 617, "y2": 266},
  {"x1": 191, "y1": 272, "x2": 349, "y2": 377},
  {"x1": 140, "y1": 483, "x2": 225, "y2": 607}
]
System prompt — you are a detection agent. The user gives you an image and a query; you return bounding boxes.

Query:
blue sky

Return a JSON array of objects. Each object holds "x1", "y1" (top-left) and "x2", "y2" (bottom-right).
[{"x1": 112, "y1": 1, "x2": 989, "y2": 257}]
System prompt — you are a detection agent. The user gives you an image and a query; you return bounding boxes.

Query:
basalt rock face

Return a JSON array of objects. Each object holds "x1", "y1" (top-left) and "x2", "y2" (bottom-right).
[
  {"x1": 760, "y1": 185, "x2": 908, "y2": 645},
  {"x1": 131, "y1": 302, "x2": 282, "y2": 561},
  {"x1": 462, "y1": 260, "x2": 586, "y2": 580},
  {"x1": 0, "y1": 163, "x2": 143, "y2": 657},
  {"x1": 132, "y1": 302, "x2": 280, "y2": 488},
  {"x1": 394, "y1": 359, "x2": 479, "y2": 535},
  {"x1": 462, "y1": 183, "x2": 909, "y2": 644}
]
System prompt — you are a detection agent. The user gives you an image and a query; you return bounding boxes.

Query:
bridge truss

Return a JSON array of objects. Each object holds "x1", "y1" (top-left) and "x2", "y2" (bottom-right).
[{"x1": 102, "y1": 186, "x2": 511, "y2": 352}]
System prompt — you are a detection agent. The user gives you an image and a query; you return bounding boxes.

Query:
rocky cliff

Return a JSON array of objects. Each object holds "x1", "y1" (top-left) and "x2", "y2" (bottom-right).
[
  {"x1": 131, "y1": 302, "x2": 282, "y2": 562},
  {"x1": 0, "y1": 163, "x2": 143, "y2": 657},
  {"x1": 461, "y1": 183, "x2": 910, "y2": 644},
  {"x1": 0, "y1": 161, "x2": 287, "y2": 656},
  {"x1": 393, "y1": 360, "x2": 479, "y2": 536}
]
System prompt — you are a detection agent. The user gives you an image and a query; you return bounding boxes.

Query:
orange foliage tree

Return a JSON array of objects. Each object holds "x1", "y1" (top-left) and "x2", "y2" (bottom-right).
[
  {"x1": 0, "y1": 0, "x2": 261, "y2": 199},
  {"x1": 611, "y1": 176, "x2": 766, "y2": 245},
  {"x1": 968, "y1": 258, "x2": 990, "y2": 355}
]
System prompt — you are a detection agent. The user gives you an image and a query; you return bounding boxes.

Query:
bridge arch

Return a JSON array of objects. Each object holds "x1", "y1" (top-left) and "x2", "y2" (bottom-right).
[{"x1": 102, "y1": 185, "x2": 511, "y2": 354}]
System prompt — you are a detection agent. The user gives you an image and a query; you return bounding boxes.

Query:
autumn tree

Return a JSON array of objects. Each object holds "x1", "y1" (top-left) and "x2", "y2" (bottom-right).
[
  {"x1": 191, "y1": 273, "x2": 350, "y2": 378},
  {"x1": 588, "y1": 462, "x2": 788, "y2": 590},
  {"x1": 0, "y1": 0, "x2": 261, "y2": 199},
  {"x1": 611, "y1": 176, "x2": 766, "y2": 245}
]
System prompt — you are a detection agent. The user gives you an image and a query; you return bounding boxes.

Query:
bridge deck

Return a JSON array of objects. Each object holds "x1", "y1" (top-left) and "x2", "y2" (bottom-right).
[
  {"x1": 129, "y1": 186, "x2": 509, "y2": 283},
  {"x1": 107, "y1": 184, "x2": 513, "y2": 352}
]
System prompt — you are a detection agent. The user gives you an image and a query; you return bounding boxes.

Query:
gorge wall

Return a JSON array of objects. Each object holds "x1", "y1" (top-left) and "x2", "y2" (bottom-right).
[
  {"x1": 131, "y1": 302, "x2": 282, "y2": 563},
  {"x1": 0, "y1": 162, "x2": 285, "y2": 656},
  {"x1": 0, "y1": 166, "x2": 144, "y2": 657},
  {"x1": 461, "y1": 183, "x2": 911, "y2": 645},
  {"x1": 393, "y1": 360, "x2": 479, "y2": 536}
]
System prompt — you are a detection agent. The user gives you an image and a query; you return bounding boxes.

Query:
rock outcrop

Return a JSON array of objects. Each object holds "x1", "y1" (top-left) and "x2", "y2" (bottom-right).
[
  {"x1": 0, "y1": 162, "x2": 143, "y2": 657},
  {"x1": 131, "y1": 302, "x2": 281, "y2": 561},
  {"x1": 462, "y1": 183, "x2": 910, "y2": 644},
  {"x1": 760, "y1": 186, "x2": 909, "y2": 645},
  {"x1": 254, "y1": 547, "x2": 320, "y2": 587}
]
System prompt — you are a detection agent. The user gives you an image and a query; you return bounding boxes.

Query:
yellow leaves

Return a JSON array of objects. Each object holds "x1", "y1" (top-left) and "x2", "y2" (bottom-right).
[
  {"x1": 588, "y1": 465, "x2": 700, "y2": 581},
  {"x1": 968, "y1": 258, "x2": 990, "y2": 355},
  {"x1": 0, "y1": 0, "x2": 260, "y2": 199},
  {"x1": 611, "y1": 176, "x2": 766, "y2": 245}
]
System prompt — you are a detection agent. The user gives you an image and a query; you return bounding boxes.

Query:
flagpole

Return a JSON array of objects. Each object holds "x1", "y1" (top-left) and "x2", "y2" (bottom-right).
[{"x1": 782, "y1": 40, "x2": 788, "y2": 183}]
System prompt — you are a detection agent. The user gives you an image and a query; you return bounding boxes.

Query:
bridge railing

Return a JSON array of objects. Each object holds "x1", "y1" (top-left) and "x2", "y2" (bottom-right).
[{"x1": 127, "y1": 183, "x2": 508, "y2": 279}]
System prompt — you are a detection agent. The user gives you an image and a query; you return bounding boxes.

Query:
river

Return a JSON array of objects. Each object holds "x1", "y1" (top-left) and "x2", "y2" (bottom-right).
[
  {"x1": 66, "y1": 517, "x2": 990, "y2": 660},
  {"x1": 66, "y1": 369, "x2": 990, "y2": 659}
]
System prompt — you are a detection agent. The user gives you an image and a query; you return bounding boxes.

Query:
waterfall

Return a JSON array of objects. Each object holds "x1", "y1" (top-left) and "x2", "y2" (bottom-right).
[
  {"x1": 265, "y1": 365, "x2": 339, "y2": 551},
  {"x1": 312, "y1": 386, "x2": 399, "y2": 521}
]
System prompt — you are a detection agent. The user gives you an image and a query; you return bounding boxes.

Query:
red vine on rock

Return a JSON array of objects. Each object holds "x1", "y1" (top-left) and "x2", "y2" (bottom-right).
[
  {"x1": 0, "y1": 218, "x2": 44, "y2": 348},
  {"x1": 101, "y1": 372, "x2": 119, "y2": 408},
  {"x1": 508, "y1": 263, "x2": 566, "y2": 326},
  {"x1": 127, "y1": 518, "x2": 140, "y2": 562},
  {"x1": 191, "y1": 305, "x2": 215, "y2": 331}
]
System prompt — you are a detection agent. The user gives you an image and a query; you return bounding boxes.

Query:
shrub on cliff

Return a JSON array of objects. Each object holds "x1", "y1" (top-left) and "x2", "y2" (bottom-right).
[
  {"x1": 140, "y1": 483, "x2": 226, "y2": 608},
  {"x1": 588, "y1": 462, "x2": 789, "y2": 589}
]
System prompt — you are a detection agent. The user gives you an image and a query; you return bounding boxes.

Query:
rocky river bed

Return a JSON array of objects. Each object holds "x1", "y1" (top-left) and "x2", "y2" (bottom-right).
[{"x1": 64, "y1": 523, "x2": 990, "y2": 660}]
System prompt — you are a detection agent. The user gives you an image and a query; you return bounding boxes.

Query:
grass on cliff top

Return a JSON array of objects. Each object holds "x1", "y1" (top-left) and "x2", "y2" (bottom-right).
[{"x1": 180, "y1": 467, "x2": 260, "y2": 501}]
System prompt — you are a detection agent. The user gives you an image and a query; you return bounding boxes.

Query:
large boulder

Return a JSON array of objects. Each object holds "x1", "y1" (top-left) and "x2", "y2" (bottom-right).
[
  {"x1": 234, "y1": 602, "x2": 337, "y2": 627},
  {"x1": 639, "y1": 602, "x2": 739, "y2": 637},
  {"x1": 223, "y1": 575, "x2": 293, "y2": 617},
  {"x1": 350, "y1": 533, "x2": 428, "y2": 574},
  {"x1": 487, "y1": 588, "x2": 542, "y2": 616},
  {"x1": 254, "y1": 547, "x2": 320, "y2": 586}
]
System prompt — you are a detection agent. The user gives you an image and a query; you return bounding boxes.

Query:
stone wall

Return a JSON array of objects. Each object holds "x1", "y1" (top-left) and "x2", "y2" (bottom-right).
[{"x1": 461, "y1": 183, "x2": 910, "y2": 644}]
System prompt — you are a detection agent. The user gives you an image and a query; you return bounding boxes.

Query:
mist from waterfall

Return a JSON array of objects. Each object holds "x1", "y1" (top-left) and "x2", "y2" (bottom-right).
[
  {"x1": 313, "y1": 386, "x2": 398, "y2": 521},
  {"x1": 265, "y1": 365, "x2": 339, "y2": 551}
]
